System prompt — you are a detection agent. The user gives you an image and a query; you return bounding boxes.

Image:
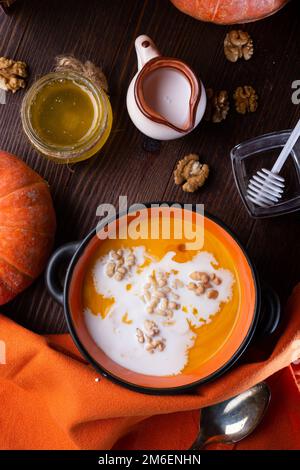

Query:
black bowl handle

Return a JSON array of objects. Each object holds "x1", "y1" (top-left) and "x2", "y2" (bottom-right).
[
  {"x1": 256, "y1": 284, "x2": 281, "y2": 337},
  {"x1": 45, "y1": 242, "x2": 80, "y2": 305}
]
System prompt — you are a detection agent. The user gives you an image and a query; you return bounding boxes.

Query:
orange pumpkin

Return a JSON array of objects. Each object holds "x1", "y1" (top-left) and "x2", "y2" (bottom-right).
[
  {"x1": 169, "y1": 0, "x2": 289, "y2": 24},
  {"x1": 0, "y1": 151, "x2": 56, "y2": 304}
]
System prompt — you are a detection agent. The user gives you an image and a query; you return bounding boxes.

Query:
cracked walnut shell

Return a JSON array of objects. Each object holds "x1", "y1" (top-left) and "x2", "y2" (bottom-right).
[
  {"x1": 0, "y1": 57, "x2": 28, "y2": 93},
  {"x1": 174, "y1": 154, "x2": 209, "y2": 193},
  {"x1": 234, "y1": 86, "x2": 258, "y2": 114},
  {"x1": 205, "y1": 88, "x2": 229, "y2": 123},
  {"x1": 224, "y1": 30, "x2": 253, "y2": 63}
]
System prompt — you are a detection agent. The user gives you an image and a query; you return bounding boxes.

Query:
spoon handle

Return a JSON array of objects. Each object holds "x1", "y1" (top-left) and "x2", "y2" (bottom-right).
[{"x1": 272, "y1": 117, "x2": 300, "y2": 173}]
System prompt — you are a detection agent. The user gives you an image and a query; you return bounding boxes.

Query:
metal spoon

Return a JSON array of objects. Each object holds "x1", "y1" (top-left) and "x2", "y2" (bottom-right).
[{"x1": 191, "y1": 382, "x2": 271, "y2": 450}]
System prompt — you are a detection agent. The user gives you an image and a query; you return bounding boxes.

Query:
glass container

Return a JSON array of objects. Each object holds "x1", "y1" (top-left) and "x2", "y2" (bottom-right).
[
  {"x1": 21, "y1": 71, "x2": 112, "y2": 164},
  {"x1": 231, "y1": 130, "x2": 300, "y2": 218}
]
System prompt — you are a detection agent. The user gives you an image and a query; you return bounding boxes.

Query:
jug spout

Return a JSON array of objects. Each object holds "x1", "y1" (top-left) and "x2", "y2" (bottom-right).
[{"x1": 135, "y1": 35, "x2": 161, "y2": 71}]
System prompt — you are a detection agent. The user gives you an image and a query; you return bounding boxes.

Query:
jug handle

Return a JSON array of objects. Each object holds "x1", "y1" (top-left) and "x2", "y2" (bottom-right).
[{"x1": 135, "y1": 35, "x2": 161, "y2": 71}]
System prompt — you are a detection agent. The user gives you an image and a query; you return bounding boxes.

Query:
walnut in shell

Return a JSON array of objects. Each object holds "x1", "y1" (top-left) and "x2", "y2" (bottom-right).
[
  {"x1": 224, "y1": 30, "x2": 253, "y2": 63},
  {"x1": 205, "y1": 88, "x2": 229, "y2": 123},
  {"x1": 174, "y1": 154, "x2": 209, "y2": 193},
  {"x1": 233, "y1": 86, "x2": 258, "y2": 114},
  {"x1": 0, "y1": 57, "x2": 28, "y2": 93}
]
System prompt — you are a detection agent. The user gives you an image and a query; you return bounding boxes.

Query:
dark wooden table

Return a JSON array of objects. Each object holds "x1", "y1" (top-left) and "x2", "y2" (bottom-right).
[{"x1": 0, "y1": 0, "x2": 299, "y2": 333}]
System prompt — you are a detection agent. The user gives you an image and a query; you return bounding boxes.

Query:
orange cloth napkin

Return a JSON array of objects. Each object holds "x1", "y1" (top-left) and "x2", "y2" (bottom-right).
[{"x1": 1, "y1": 284, "x2": 300, "y2": 450}]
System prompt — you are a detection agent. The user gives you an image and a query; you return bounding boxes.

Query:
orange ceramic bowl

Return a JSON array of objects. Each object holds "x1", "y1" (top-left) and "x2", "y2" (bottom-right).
[{"x1": 46, "y1": 206, "x2": 280, "y2": 394}]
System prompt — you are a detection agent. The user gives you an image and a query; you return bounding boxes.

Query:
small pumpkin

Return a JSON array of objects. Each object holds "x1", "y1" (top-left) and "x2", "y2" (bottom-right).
[
  {"x1": 169, "y1": 0, "x2": 289, "y2": 24},
  {"x1": 0, "y1": 151, "x2": 56, "y2": 304}
]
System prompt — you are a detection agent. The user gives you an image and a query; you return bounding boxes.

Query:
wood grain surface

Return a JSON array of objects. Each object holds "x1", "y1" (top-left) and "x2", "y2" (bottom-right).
[{"x1": 0, "y1": 0, "x2": 299, "y2": 333}]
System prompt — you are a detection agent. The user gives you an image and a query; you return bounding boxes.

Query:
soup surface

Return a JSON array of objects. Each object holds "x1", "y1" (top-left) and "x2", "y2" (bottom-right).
[{"x1": 81, "y1": 214, "x2": 240, "y2": 377}]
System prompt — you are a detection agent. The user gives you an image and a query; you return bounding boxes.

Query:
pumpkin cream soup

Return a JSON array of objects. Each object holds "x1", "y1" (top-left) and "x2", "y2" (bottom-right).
[{"x1": 82, "y1": 215, "x2": 238, "y2": 377}]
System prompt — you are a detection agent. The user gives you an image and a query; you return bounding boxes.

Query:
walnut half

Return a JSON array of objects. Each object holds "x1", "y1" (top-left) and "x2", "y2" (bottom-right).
[
  {"x1": 174, "y1": 154, "x2": 209, "y2": 193},
  {"x1": 205, "y1": 88, "x2": 230, "y2": 123},
  {"x1": 0, "y1": 57, "x2": 28, "y2": 93},
  {"x1": 224, "y1": 30, "x2": 253, "y2": 63},
  {"x1": 234, "y1": 86, "x2": 258, "y2": 114}
]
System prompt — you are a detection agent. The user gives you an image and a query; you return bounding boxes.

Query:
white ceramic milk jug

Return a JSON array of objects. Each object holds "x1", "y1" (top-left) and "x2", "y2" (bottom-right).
[{"x1": 126, "y1": 35, "x2": 206, "y2": 141}]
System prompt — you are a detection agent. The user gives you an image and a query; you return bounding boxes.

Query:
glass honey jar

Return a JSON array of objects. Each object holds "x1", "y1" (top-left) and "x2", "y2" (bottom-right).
[{"x1": 21, "y1": 71, "x2": 112, "y2": 164}]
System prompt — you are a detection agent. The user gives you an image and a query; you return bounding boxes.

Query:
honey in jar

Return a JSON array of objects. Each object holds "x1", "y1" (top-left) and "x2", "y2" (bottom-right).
[{"x1": 21, "y1": 71, "x2": 112, "y2": 163}]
